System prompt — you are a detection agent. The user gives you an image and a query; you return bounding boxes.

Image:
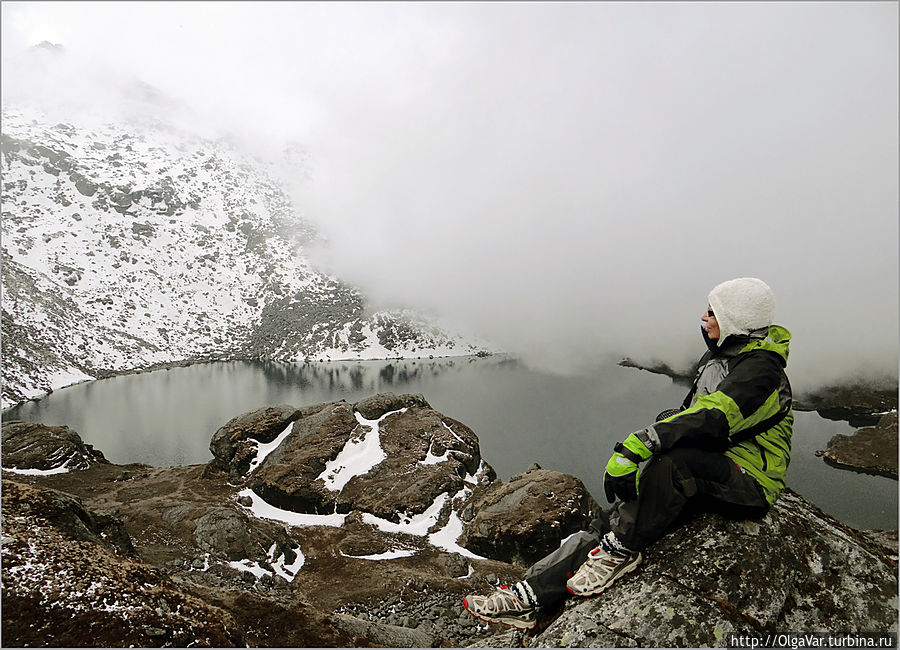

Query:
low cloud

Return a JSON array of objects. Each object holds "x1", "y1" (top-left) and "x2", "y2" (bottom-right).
[{"x1": 2, "y1": 2, "x2": 897, "y2": 389}]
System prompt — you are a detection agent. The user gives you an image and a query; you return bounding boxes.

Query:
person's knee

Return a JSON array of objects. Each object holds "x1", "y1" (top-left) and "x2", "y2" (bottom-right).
[
  {"x1": 653, "y1": 447, "x2": 732, "y2": 484},
  {"x1": 657, "y1": 446, "x2": 697, "y2": 468},
  {"x1": 639, "y1": 449, "x2": 697, "y2": 498},
  {"x1": 641, "y1": 450, "x2": 680, "y2": 481}
]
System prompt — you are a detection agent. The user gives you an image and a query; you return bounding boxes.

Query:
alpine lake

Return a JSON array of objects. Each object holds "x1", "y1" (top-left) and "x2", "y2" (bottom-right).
[{"x1": 4, "y1": 355, "x2": 897, "y2": 532}]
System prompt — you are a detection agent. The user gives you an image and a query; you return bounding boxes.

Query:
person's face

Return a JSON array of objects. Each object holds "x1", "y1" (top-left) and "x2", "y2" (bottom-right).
[{"x1": 702, "y1": 306, "x2": 720, "y2": 341}]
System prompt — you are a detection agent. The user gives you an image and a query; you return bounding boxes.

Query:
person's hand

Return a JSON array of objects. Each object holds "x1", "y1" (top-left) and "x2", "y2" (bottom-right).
[{"x1": 603, "y1": 432, "x2": 653, "y2": 503}]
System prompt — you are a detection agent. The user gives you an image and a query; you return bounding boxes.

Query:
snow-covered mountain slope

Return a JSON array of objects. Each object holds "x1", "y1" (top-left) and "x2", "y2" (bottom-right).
[{"x1": 1, "y1": 106, "x2": 491, "y2": 408}]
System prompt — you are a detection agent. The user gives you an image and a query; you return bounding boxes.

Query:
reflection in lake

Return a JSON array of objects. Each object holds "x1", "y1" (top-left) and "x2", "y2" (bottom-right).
[{"x1": 4, "y1": 355, "x2": 896, "y2": 531}]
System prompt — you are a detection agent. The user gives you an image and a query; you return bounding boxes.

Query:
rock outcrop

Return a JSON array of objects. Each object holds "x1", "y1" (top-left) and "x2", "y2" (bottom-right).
[
  {"x1": 1, "y1": 480, "x2": 360, "y2": 647},
  {"x1": 1, "y1": 421, "x2": 108, "y2": 472},
  {"x1": 2, "y1": 393, "x2": 897, "y2": 648},
  {"x1": 820, "y1": 411, "x2": 899, "y2": 478},
  {"x1": 618, "y1": 356, "x2": 697, "y2": 386},
  {"x1": 459, "y1": 468, "x2": 601, "y2": 566},
  {"x1": 1, "y1": 481, "x2": 244, "y2": 647},
  {"x1": 794, "y1": 384, "x2": 898, "y2": 427},
  {"x1": 210, "y1": 393, "x2": 496, "y2": 527},
  {"x1": 530, "y1": 490, "x2": 898, "y2": 647}
]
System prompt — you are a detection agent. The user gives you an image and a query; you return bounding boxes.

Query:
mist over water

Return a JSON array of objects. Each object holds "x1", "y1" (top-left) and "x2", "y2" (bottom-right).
[{"x1": 2, "y1": 2, "x2": 897, "y2": 388}]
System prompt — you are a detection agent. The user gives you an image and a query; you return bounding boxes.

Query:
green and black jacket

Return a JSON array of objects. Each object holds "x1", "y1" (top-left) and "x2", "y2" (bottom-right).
[{"x1": 648, "y1": 325, "x2": 793, "y2": 504}]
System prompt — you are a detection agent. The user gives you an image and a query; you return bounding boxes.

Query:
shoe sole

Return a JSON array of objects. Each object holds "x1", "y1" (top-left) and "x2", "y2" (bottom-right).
[
  {"x1": 565, "y1": 553, "x2": 642, "y2": 597},
  {"x1": 462, "y1": 597, "x2": 536, "y2": 630}
]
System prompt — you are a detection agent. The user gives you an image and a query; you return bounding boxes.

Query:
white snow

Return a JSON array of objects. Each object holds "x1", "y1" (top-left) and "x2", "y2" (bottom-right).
[
  {"x1": 236, "y1": 488, "x2": 346, "y2": 528},
  {"x1": 2, "y1": 459, "x2": 73, "y2": 476},
  {"x1": 317, "y1": 409, "x2": 405, "y2": 491},
  {"x1": 1, "y1": 105, "x2": 496, "y2": 406},
  {"x1": 360, "y1": 485, "x2": 488, "y2": 560},
  {"x1": 420, "y1": 443, "x2": 451, "y2": 466},
  {"x1": 228, "y1": 541, "x2": 305, "y2": 582},
  {"x1": 443, "y1": 421, "x2": 466, "y2": 444},
  {"x1": 427, "y1": 486, "x2": 487, "y2": 560},
  {"x1": 247, "y1": 422, "x2": 293, "y2": 473},
  {"x1": 465, "y1": 460, "x2": 491, "y2": 486},
  {"x1": 46, "y1": 368, "x2": 95, "y2": 391},
  {"x1": 229, "y1": 542, "x2": 305, "y2": 581},
  {"x1": 363, "y1": 493, "x2": 449, "y2": 537},
  {"x1": 428, "y1": 510, "x2": 485, "y2": 560},
  {"x1": 228, "y1": 559, "x2": 272, "y2": 580},
  {"x1": 189, "y1": 553, "x2": 211, "y2": 572},
  {"x1": 340, "y1": 549, "x2": 416, "y2": 561},
  {"x1": 269, "y1": 542, "x2": 306, "y2": 580}
]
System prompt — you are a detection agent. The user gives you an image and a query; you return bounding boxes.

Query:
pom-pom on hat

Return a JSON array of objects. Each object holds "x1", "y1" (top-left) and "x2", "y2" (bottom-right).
[{"x1": 708, "y1": 277, "x2": 775, "y2": 347}]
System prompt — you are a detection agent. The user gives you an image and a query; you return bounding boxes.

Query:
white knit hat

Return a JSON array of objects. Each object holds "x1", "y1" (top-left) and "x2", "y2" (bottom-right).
[{"x1": 707, "y1": 277, "x2": 776, "y2": 347}]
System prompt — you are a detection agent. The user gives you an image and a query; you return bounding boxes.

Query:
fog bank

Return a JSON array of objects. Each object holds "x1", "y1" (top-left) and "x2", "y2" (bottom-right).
[{"x1": 2, "y1": 2, "x2": 897, "y2": 390}]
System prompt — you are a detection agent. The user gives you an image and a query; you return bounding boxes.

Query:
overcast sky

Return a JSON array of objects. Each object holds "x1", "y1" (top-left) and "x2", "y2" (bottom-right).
[{"x1": 2, "y1": 2, "x2": 897, "y2": 388}]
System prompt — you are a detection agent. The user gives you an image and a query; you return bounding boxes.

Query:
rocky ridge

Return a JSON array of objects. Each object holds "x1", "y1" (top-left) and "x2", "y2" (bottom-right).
[
  {"x1": 2, "y1": 393, "x2": 896, "y2": 647},
  {"x1": 1, "y1": 105, "x2": 491, "y2": 408}
]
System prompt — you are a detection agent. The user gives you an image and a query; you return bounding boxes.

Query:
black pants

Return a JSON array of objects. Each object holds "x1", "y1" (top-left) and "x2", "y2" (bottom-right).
[{"x1": 523, "y1": 447, "x2": 769, "y2": 608}]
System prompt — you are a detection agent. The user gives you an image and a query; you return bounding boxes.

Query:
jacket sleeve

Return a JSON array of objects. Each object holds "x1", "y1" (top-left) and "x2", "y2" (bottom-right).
[{"x1": 648, "y1": 351, "x2": 787, "y2": 452}]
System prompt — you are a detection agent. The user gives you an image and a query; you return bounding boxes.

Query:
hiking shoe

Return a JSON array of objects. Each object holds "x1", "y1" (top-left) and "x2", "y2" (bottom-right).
[
  {"x1": 463, "y1": 585, "x2": 537, "y2": 630},
  {"x1": 566, "y1": 545, "x2": 642, "y2": 597}
]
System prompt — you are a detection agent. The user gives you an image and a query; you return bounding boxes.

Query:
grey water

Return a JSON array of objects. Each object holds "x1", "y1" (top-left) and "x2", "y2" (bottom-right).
[{"x1": 4, "y1": 355, "x2": 896, "y2": 532}]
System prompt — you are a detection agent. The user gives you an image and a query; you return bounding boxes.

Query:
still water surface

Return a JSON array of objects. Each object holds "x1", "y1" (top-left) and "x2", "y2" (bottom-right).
[{"x1": 5, "y1": 356, "x2": 896, "y2": 531}]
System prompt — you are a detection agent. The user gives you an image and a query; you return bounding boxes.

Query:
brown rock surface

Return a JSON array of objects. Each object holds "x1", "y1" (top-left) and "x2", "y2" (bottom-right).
[
  {"x1": 244, "y1": 400, "x2": 358, "y2": 513},
  {"x1": 821, "y1": 411, "x2": 898, "y2": 478},
  {"x1": 0, "y1": 397, "x2": 527, "y2": 647}
]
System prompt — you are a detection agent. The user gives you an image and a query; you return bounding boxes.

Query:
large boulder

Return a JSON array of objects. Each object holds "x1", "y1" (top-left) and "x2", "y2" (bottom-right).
[
  {"x1": 192, "y1": 507, "x2": 256, "y2": 561},
  {"x1": 246, "y1": 393, "x2": 496, "y2": 523},
  {"x1": 530, "y1": 489, "x2": 898, "y2": 648},
  {"x1": 459, "y1": 468, "x2": 602, "y2": 566},
  {"x1": 1, "y1": 421, "x2": 106, "y2": 472}
]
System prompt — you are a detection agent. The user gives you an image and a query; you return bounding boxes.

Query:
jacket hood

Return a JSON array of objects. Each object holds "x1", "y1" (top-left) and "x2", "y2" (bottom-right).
[
  {"x1": 741, "y1": 324, "x2": 792, "y2": 366},
  {"x1": 708, "y1": 277, "x2": 776, "y2": 348},
  {"x1": 708, "y1": 324, "x2": 792, "y2": 366}
]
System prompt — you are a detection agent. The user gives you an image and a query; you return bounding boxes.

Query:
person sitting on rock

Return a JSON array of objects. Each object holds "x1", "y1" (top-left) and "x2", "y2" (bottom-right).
[{"x1": 463, "y1": 277, "x2": 793, "y2": 630}]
